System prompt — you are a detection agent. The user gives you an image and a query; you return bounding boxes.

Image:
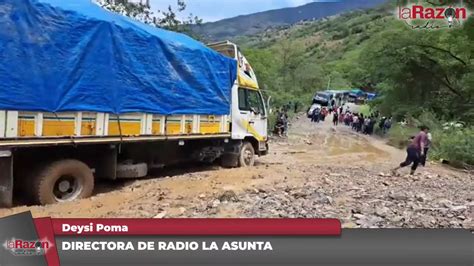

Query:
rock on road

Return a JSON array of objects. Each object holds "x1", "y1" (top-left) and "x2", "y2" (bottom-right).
[{"x1": 1, "y1": 115, "x2": 472, "y2": 229}]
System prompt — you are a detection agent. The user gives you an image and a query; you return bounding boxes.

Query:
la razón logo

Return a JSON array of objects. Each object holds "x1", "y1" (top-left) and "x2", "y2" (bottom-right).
[
  {"x1": 397, "y1": 1, "x2": 471, "y2": 29},
  {"x1": 3, "y1": 238, "x2": 51, "y2": 256}
]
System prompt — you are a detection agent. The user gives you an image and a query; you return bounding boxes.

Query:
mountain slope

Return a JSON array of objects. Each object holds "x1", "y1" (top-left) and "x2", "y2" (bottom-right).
[
  {"x1": 194, "y1": 0, "x2": 388, "y2": 41},
  {"x1": 236, "y1": 3, "x2": 395, "y2": 99},
  {"x1": 239, "y1": 0, "x2": 473, "y2": 123}
]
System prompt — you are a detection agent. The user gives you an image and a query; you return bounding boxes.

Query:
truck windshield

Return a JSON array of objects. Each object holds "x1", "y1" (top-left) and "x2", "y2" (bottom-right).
[{"x1": 316, "y1": 93, "x2": 330, "y2": 100}]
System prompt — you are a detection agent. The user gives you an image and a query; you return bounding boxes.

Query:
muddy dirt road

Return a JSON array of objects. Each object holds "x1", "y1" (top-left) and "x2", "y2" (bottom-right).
[{"x1": 1, "y1": 115, "x2": 472, "y2": 229}]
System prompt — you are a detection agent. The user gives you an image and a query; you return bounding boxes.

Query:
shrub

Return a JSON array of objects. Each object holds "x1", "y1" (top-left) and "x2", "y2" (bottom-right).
[
  {"x1": 387, "y1": 124, "x2": 419, "y2": 149},
  {"x1": 430, "y1": 127, "x2": 474, "y2": 168}
]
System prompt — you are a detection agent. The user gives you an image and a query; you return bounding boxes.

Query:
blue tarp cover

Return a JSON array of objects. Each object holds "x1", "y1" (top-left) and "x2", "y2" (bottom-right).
[{"x1": 0, "y1": 0, "x2": 237, "y2": 115}]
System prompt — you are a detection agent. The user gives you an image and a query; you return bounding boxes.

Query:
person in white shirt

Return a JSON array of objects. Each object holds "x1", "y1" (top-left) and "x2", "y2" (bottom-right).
[{"x1": 421, "y1": 132, "x2": 432, "y2": 167}]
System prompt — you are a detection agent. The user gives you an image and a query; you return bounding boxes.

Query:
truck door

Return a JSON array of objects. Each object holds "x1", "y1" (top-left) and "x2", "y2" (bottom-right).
[{"x1": 238, "y1": 88, "x2": 267, "y2": 142}]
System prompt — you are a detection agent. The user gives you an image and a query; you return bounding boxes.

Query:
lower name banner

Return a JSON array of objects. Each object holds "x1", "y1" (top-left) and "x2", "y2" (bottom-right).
[{"x1": 0, "y1": 212, "x2": 472, "y2": 265}]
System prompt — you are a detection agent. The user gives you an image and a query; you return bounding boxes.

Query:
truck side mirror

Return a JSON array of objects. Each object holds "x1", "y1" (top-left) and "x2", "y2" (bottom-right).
[{"x1": 266, "y1": 96, "x2": 272, "y2": 114}]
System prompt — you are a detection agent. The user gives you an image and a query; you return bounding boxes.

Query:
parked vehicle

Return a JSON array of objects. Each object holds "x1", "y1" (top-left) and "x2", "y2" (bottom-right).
[
  {"x1": 0, "y1": 1, "x2": 268, "y2": 206},
  {"x1": 312, "y1": 92, "x2": 332, "y2": 106}
]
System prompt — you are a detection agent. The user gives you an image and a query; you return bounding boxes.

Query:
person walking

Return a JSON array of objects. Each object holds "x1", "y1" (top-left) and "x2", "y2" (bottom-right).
[
  {"x1": 282, "y1": 110, "x2": 289, "y2": 137},
  {"x1": 420, "y1": 132, "x2": 432, "y2": 167},
  {"x1": 392, "y1": 126, "x2": 430, "y2": 175},
  {"x1": 321, "y1": 107, "x2": 328, "y2": 121},
  {"x1": 379, "y1": 117, "x2": 386, "y2": 131},
  {"x1": 352, "y1": 114, "x2": 359, "y2": 130},
  {"x1": 363, "y1": 117, "x2": 370, "y2": 134},
  {"x1": 311, "y1": 108, "x2": 320, "y2": 123},
  {"x1": 275, "y1": 110, "x2": 284, "y2": 137},
  {"x1": 383, "y1": 117, "x2": 392, "y2": 134},
  {"x1": 333, "y1": 111, "x2": 339, "y2": 126},
  {"x1": 346, "y1": 112, "x2": 352, "y2": 126},
  {"x1": 368, "y1": 117, "x2": 376, "y2": 135},
  {"x1": 358, "y1": 114, "x2": 365, "y2": 132}
]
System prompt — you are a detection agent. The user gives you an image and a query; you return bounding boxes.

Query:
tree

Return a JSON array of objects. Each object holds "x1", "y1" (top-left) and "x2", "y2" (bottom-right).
[
  {"x1": 359, "y1": 20, "x2": 473, "y2": 121},
  {"x1": 95, "y1": 0, "x2": 202, "y2": 34}
]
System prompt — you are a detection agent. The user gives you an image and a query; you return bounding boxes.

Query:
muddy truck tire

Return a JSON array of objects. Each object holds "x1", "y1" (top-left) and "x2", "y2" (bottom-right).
[
  {"x1": 30, "y1": 159, "x2": 94, "y2": 205},
  {"x1": 239, "y1": 142, "x2": 255, "y2": 167}
]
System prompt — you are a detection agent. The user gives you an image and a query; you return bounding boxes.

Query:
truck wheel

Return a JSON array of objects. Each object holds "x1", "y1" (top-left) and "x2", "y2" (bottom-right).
[
  {"x1": 32, "y1": 159, "x2": 94, "y2": 205},
  {"x1": 239, "y1": 142, "x2": 255, "y2": 167}
]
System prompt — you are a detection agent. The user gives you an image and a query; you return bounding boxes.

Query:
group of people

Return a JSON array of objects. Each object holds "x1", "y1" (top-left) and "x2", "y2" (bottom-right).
[
  {"x1": 310, "y1": 106, "x2": 329, "y2": 123},
  {"x1": 311, "y1": 104, "x2": 393, "y2": 136},
  {"x1": 273, "y1": 102, "x2": 302, "y2": 137},
  {"x1": 337, "y1": 106, "x2": 433, "y2": 175},
  {"x1": 346, "y1": 113, "x2": 392, "y2": 136},
  {"x1": 309, "y1": 103, "x2": 434, "y2": 175}
]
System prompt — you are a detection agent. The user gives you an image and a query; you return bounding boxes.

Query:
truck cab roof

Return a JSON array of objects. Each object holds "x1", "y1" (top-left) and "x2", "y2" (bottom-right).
[{"x1": 208, "y1": 41, "x2": 259, "y2": 90}]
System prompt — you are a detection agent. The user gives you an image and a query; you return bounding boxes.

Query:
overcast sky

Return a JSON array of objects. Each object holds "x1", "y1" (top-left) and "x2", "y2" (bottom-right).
[{"x1": 148, "y1": 0, "x2": 317, "y2": 22}]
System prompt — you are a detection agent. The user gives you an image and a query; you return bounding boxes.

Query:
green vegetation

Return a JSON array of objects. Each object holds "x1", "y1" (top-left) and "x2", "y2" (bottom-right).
[
  {"x1": 237, "y1": 1, "x2": 473, "y2": 166},
  {"x1": 387, "y1": 112, "x2": 474, "y2": 168},
  {"x1": 358, "y1": 105, "x2": 371, "y2": 117}
]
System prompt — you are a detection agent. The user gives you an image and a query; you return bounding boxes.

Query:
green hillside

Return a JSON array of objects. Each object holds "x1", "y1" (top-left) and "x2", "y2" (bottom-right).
[
  {"x1": 192, "y1": 0, "x2": 386, "y2": 41},
  {"x1": 239, "y1": 2, "x2": 472, "y2": 118},
  {"x1": 237, "y1": 2, "x2": 474, "y2": 166},
  {"x1": 237, "y1": 4, "x2": 395, "y2": 106}
]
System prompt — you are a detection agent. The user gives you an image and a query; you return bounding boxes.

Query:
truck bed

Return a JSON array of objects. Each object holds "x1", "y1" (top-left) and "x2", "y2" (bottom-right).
[{"x1": 0, "y1": 111, "x2": 230, "y2": 148}]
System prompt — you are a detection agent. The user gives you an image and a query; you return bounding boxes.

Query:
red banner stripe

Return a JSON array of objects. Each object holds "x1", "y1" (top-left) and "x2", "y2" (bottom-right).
[{"x1": 51, "y1": 218, "x2": 341, "y2": 236}]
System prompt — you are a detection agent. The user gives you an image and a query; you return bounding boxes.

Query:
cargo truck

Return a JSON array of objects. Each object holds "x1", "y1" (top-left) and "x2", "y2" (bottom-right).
[{"x1": 0, "y1": 0, "x2": 268, "y2": 207}]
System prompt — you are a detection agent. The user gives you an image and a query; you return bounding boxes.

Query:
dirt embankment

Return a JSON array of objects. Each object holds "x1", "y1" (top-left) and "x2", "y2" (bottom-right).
[{"x1": 1, "y1": 115, "x2": 472, "y2": 229}]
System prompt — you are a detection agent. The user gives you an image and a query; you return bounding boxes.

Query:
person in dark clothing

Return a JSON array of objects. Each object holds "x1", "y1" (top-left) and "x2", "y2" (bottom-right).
[
  {"x1": 333, "y1": 112, "x2": 339, "y2": 126},
  {"x1": 363, "y1": 117, "x2": 370, "y2": 134},
  {"x1": 274, "y1": 110, "x2": 285, "y2": 137},
  {"x1": 383, "y1": 117, "x2": 392, "y2": 134},
  {"x1": 379, "y1": 117, "x2": 386, "y2": 131},
  {"x1": 294, "y1": 102, "x2": 299, "y2": 113},
  {"x1": 368, "y1": 118, "x2": 376, "y2": 135},
  {"x1": 282, "y1": 110, "x2": 289, "y2": 136},
  {"x1": 358, "y1": 115, "x2": 364, "y2": 132},
  {"x1": 392, "y1": 126, "x2": 430, "y2": 175},
  {"x1": 311, "y1": 108, "x2": 320, "y2": 123}
]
